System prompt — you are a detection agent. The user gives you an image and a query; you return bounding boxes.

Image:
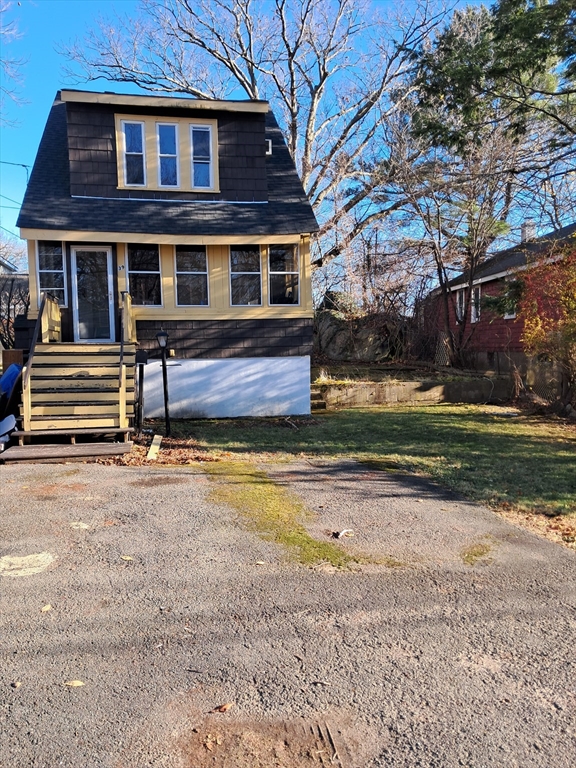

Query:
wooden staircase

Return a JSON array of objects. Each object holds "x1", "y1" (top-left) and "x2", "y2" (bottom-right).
[{"x1": 16, "y1": 342, "x2": 136, "y2": 444}]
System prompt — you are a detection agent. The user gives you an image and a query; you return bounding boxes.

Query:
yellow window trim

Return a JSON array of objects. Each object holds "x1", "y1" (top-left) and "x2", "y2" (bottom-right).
[{"x1": 114, "y1": 114, "x2": 220, "y2": 193}]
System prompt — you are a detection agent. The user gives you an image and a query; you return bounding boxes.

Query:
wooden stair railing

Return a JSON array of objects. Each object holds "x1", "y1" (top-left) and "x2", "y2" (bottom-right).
[{"x1": 22, "y1": 293, "x2": 61, "y2": 431}]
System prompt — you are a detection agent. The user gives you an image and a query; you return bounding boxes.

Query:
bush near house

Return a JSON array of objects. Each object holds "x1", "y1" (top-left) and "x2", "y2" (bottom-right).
[{"x1": 519, "y1": 249, "x2": 576, "y2": 404}]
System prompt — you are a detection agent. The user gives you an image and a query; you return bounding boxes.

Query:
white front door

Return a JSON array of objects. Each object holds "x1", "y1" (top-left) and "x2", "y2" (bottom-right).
[{"x1": 71, "y1": 247, "x2": 115, "y2": 342}]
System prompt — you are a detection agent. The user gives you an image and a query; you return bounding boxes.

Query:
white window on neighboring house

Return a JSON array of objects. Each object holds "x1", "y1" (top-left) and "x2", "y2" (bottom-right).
[
  {"x1": 471, "y1": 285, "x2": 481, "y2": 323},
  {"x1": 455, "y1": 289, "x2": 465, "y2": 322},
  {"x1": 122, "y1": 121, "x2": 146, "y2": 186},
  {"x1": 37, "y1": 240, "x2": 66, "y2": 306},
  {"x1": 191, "y1": 125, "x2": 212, "y2": 189},
  {"x1": 157, "y1": 124, "x2": 179, "y2": 187},
  {"x1": 230, "y1": 245, "x2": 261, "y2": 306},
  {"x1": 269, "y1": 244, "x2": 299, "y2": 305},
  {"x1": 127, "y1": 244, "x2": 162, "y2": 305},
  {"x1": 503, "y1": 279, "x2": 517, "y2": 319},
  {"x1": 175, "y1": 245, "x2": 209, "y2": 306}
]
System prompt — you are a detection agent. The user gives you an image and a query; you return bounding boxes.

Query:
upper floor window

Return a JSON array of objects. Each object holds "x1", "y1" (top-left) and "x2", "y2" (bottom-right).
[
  {"x1": 175, "y1": 245, "x2": 208, "y2": 306},
  {"x1": 123, "y1": 122, "x2": 146, "y2": 186},
  {"x1": 37, "y1": 241, "x2": 66, "y2": 306},
  {"x1": 230, "y1": 245, "x2": 261, "y2": 306},
  {"x1": 127, "y1": 244, "x2": 162, "y2": 305},
  {"x1": 269, "y1": 244, "x2": 299, "y2": 305},
  {"x1": 191, "y1": 126, "x2": 212, "y2": 188},
  {"x1": 157, "y1": 124, "x2": 179, "y2": 187},
  {"x1": 115, "y1": 115, "x2": 218, "y2": 192}
]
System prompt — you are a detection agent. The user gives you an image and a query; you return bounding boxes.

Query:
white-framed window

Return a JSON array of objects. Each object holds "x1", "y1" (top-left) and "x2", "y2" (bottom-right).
[
  {"x1": 503, "y1": 279, "x2": 517, "y2": 319},
  {"x1": 127, "y1": 244, "x2": 162, "y2": 305},
  {"x1": 471, "y1": 285, "x2": 481, "y2": 323},
  {"x1": 230, "y1": 245, "x2": 261, "y2": 306},
  {"x1": 269, "y1": 244, "x2": 299, "y2": 305},
  {"x1": 455, "y1": 289, "x2": 465, "y2": 322},
  {"x1": 191, "y1": 125, "x2": 212, "y2": 188},
  {"x1": 157, "y1": 123, "x2": 179, "y2": 187},
  {"x1": 37, "y1": 240, "x2": 67, "y2": 307},
  {"x1": 175, "y1": 245, "x2": 209, "y2": 306},
  {"x1": 122, "y1": 121, "x2": 146, "y2": 186}
]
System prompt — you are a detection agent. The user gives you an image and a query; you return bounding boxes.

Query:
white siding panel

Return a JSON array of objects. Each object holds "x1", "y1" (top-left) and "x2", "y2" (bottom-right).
[{"x1": 143, "y1": 357, "x2": 311, "y2": 418}]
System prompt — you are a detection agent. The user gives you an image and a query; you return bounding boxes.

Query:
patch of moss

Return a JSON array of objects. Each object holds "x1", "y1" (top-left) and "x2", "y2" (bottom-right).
[
  {"x1": 204, "y1": 461, "x2": 358, "y2": 568},
  {"x1": 460, "y1": 541, "x2": 493, "y2": 566}
]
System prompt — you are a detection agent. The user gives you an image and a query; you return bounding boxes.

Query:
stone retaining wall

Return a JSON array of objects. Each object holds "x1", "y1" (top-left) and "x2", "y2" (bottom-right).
[{"x1": 317, "y1": 377, "x2": 513, "y2": 408}]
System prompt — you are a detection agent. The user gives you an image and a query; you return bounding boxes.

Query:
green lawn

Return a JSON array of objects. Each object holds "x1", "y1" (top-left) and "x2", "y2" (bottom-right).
[{"x1": 165, "y1": 405, "x2": 576, "y2": 519}]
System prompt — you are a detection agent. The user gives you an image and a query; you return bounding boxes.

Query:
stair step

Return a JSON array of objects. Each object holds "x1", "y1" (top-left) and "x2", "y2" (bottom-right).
[
  {"x1": 34, "y1": 343, "x2": 136, "y2": 354},
  {"x1": 31, "y1": 379, "x2": 133, "y2": 391},
  {"x1": 1, "y1": 442, "x2": 134, "y2": 464},
  {"x1": 30, "y1": 391, "x2": 133, "y2": 403},
  {"x1": 32, "y1": 354, "x2": 135, "y2": 366},
  {"x1": 30, "y1": 405, "x2": 134, "y2": 417},
  {"x1": 311, "y1": 401, "x2": 327, "y2": 411},
  {"x1": 28, "y1": 417, "x2": 126, "y2": 430},
  {"x1": 31, "y1": 365, "x2": 132, "y2": 376}
]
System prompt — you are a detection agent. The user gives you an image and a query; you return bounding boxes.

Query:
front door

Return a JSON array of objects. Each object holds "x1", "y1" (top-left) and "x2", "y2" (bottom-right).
[{"x1": 71, "y1": 247, "x2": 115, "y2": 342}]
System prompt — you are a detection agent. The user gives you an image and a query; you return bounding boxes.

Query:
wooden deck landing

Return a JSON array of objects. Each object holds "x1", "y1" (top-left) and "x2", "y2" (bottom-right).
[{"x1": 0, "y1": 441, "x2": 133, "y2": 464}]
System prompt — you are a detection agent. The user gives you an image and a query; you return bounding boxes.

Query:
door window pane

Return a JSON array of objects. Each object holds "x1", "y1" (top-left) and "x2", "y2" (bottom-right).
[{"x1": 74, "y1": 250, "x2": 111, "y2": 340}]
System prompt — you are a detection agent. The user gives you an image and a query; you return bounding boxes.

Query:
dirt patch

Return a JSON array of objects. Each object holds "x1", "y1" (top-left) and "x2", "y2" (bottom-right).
[{"x1": 179, "y1": 717, "x2": 368, "y2": 767}]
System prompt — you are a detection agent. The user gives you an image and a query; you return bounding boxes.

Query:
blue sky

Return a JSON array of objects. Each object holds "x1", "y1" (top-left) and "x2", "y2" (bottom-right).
[
  {"x1": 0, "y1": 0, "x2": 141, "y2": 239},
  {"x1": 0, "y1": 0, "x2": 470, "y2": 242}
]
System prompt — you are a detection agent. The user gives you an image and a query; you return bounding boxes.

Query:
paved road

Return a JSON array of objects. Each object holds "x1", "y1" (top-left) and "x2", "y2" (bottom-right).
[{"x1": 0, "y1": 461, "x2": 574, "y2": 767}]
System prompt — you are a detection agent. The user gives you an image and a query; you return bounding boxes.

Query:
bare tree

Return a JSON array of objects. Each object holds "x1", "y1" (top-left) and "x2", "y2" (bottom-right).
[
  {"x1": 0, "y1": 233, "x2": 29, "y2": 349},
  {"x1": 0, "y1": 1, "x2": 25, "y2": 124},
  {"x1": 62, "y1": 0, "x2": 446, "y2": 265}
]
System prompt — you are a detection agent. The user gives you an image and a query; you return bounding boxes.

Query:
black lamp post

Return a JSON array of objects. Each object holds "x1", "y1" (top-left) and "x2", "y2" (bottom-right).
[{"x1": 156, "y1": 330, "x2": 171, "y2": 437}]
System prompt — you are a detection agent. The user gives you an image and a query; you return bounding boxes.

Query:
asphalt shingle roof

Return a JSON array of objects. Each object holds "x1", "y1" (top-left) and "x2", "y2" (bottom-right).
[
  {"x1": 17, "y1": 94, "x2": 318, "y2": 236},
  {"x1": 450, "y1": 221, "x2": 576, "y2": 286}
]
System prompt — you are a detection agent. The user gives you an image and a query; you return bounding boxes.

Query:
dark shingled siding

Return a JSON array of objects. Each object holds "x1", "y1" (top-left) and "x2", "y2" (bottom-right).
[
  {"x1": 66, "y1": 102, "x2": 268, "y2": 202},
  {"x1": 135, "y1": 318, "x2": 313, "y2": 359}
]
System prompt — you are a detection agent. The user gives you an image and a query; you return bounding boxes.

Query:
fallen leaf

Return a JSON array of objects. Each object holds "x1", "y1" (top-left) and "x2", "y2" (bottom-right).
[
  {"x1": 120, "y1": 556, "x2": 133, "y2": 561},
  {"x1": 211, "y1": 702, "x2": 234, "y2": 713},
  {"x1": 11, "y1": 681, "x2": 22, "y2": 689},
  {"x1": 102, "y1": 520, "x2": 118, "y2": 527},
  {"x1": 41, "y1": 604, "x2": 52, "y2": 613},
  {"x1": 69, "y1": 521, "x2": 89, "y2": 530},
  {"x1": 64, "y1": 680, "x2": 85, "y2": 687},
  {"x1": 255, "y1": 560, "x2": 266, "y2": 565}
]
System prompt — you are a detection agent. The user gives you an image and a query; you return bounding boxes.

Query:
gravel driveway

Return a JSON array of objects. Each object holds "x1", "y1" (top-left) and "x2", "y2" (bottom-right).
[{"x1": 0, "y1": 460, "x2": 574, "y2": 767}]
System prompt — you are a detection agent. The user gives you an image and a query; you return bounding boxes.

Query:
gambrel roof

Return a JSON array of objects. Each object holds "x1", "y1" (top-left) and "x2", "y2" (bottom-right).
[{"x1": 17, "y1": 90, "x2": 318, "y2": 237}]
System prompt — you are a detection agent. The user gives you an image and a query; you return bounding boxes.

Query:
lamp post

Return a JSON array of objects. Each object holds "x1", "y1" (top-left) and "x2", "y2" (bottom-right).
[{"x1": 156, "y1": 330, "x2": 171, "y2": 437}]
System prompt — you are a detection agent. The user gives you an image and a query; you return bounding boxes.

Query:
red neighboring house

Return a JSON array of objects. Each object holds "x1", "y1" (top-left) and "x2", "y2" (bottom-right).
[{"x1": 421, "y1": 221, "x2": 576, "y2": 373}]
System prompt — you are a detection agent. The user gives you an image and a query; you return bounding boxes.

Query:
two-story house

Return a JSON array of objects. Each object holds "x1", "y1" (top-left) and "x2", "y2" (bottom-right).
[{"x1": 15, "y1": 89, "x2": 318, "y2": 439}]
